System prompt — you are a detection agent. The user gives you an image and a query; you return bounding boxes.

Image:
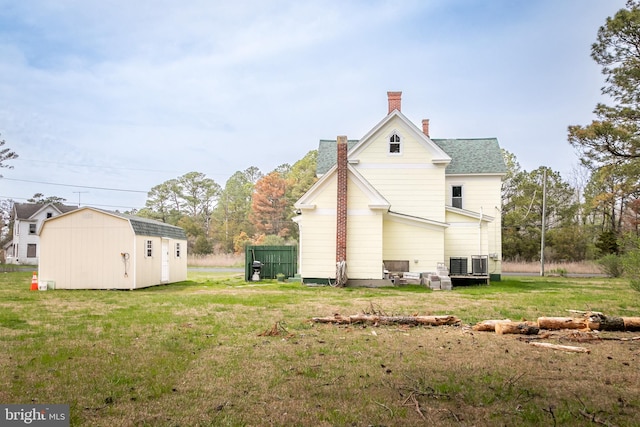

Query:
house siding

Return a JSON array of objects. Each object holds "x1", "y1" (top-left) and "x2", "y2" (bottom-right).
[
  {"x1": 445, "y1": 175, "x2": 502, "y2": 275},
  {"x1": 383, "y1": 216, "x2": 445, "y2": 273},
  {"x1": 353, "y1": 121, "x2": 447, "y2": 221}
]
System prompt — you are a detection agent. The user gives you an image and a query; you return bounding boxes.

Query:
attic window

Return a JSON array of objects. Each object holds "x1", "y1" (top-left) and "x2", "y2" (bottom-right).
[{"x1": 389, "y1": 133, "x2": 401, "y2": 154}]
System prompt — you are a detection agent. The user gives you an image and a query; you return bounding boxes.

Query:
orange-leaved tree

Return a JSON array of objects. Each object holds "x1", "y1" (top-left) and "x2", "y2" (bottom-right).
[{"x1": 250, "y1": 171, "x2": 289, "y2": 237}]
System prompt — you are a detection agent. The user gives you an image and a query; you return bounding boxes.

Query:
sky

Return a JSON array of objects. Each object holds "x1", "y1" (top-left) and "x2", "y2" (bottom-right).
[{"x1": 0, "y1": 0, "x2": 629, "y2": 211}]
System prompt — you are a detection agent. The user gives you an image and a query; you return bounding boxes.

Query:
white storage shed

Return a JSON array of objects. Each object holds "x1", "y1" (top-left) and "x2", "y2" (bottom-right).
[{"x1": 38, "y1": 207, "x2": 188, "y2": 290}]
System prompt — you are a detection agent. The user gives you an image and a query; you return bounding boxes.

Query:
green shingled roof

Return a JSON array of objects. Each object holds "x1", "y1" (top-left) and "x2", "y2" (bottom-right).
[
  {"x1": 102, "y1": 209, "x2": 187, "y2": 240},
  {"x1": 316, "y1": 138, "x2": 506, "y2": 175},
  {"x1": 317, "y1": 139, "x2": 359, "y2": 175},
  {"x1": 432, "y1": 138, "x2": 507, "y2": 175}
]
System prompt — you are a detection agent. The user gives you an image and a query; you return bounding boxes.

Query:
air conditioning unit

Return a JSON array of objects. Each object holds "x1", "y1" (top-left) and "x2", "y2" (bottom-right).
[
  {"x1": 471, "y1": 255, "x2": 488, "y2": 275},
  {"x1": 449, "y1": 257, "x2": 468, "y2": 275}
]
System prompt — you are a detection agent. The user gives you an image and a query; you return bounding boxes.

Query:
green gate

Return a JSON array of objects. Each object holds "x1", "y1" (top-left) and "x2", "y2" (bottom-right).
[{"x1": 245, "y1": 245, "x2": 298, "y2": 281}]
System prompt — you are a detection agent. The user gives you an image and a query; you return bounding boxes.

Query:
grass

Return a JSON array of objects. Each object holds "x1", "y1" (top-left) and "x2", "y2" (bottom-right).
[{"x1": 1, "y1": 271, "x2": 639, "y2": 426}]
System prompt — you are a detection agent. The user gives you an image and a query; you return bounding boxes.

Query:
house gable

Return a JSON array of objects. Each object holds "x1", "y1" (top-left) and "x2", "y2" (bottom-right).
[
  {"x1": 295, "y1": 164, "x2": 390, "y2": 212},
  {"x1": 349, "y1": 110, "x2": 451, "y2": 165}
]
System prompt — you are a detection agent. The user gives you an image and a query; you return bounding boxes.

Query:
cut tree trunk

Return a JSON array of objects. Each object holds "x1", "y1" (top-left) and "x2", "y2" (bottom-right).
[
  {"x1": 472, "y1": 319, "x2": 512, "y2": 332},
  {"x1": 529, "y1": 342, "x2": 590, "y2": 353},
  {"x1": 623, "y1": 317, "x2": 640, "y2": 332},
  {"x1": 311, "y1": 314, "x2": 460, "y2": 326},
  {"x1": 494, "y1": 321, "x2": 539, "y2": 335},
  {"x1": 537, "y1": 317, "x2": 587, "y2": 330},
  {"x1": 587, "y1": 314, "x2": 626, "y2": 331}
]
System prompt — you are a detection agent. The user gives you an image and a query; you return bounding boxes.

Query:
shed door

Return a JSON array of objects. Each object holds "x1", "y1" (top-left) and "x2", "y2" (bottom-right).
[{"x1": 161, "y1": 239, "x2": 169, "y2": 283}]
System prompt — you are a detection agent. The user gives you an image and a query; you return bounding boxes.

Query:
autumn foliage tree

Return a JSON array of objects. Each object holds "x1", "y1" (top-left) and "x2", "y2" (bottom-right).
[{"x1": 250, "y1": 171, "x2": 289, "y2": 237}]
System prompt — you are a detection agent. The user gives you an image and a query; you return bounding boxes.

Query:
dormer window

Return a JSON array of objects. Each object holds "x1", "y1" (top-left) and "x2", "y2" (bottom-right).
[{"x1": 388, "y1": 132, "x2": 401, "y2": 154}]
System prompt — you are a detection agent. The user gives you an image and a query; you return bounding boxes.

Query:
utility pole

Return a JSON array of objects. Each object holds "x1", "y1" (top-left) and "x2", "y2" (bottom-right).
[{"x1": 540, "y1": 169, "x2": 547, "y2": 277}]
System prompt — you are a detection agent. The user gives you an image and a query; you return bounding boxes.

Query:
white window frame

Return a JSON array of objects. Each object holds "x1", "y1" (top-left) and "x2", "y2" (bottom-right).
[
  {"x1": 388, "y1": 131, "x2": 402, "y2": 155},
  {"x1": 27, "y1": 243, "x2": 37, "y2": 258},
  {"x1": 452, "y1": 185, "x2": 463, "y2": 209},
  {"x1": 145, "y1": 239, "x2": 153, "y2": 258}
]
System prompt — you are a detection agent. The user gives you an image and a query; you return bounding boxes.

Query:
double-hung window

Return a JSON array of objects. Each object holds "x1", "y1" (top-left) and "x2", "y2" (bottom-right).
[{"x1": 452, "y1": 185, "x2": 463, "y2": 209}]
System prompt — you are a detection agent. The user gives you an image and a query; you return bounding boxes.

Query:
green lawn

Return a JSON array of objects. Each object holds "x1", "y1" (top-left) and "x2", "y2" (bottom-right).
[{"x1": 1, "y1": 271, "x2": 639, "y2": 426}]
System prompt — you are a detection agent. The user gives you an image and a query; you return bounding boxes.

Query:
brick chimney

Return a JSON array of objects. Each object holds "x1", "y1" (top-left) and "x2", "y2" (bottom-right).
[
  {"x1": 422, "y1": 119, "x2": 430, "y2": 137},
  {"x1": 387, "y1": 91, "x2": 402, "y2": 114},
  {"x1": 336, "y1": 135, "x2": 348, "y2": 263}
]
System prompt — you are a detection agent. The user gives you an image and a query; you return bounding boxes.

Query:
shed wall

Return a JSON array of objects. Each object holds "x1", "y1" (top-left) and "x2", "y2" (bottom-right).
[{"x1": 39, "y1": 211, "x2": 135, "y2": 289}]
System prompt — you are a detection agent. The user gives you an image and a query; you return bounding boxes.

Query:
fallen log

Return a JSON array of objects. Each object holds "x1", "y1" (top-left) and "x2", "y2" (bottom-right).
[
  {"x1": 537, "y1": 317, "x2": 587, "y2": 330},
  {"x1": 587, "y1": 314, "x2": 626, "y2": 331},
  {"x1": 494, "y1": 321, "x2": 539, "y2": 335},
  {"x1": 529, "y1": 342, "x2": 590, "y2": 354},
  {"x1": 311, "y1": 314, "x2": 460, "y2": 326},
  {"x1": 472, "y1": 319, "x2": 512, "y2": 332},
  {"x1": 623, "y1": 317, "x2": 640, "y2": 332}
]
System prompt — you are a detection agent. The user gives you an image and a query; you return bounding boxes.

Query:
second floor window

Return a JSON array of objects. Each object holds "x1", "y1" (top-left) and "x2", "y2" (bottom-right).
[
  {"x1": 29, "y1": 223, "x2": 36, "y2": 234},
  {"x1": 452, "y1": 186, "x2": 463, "y2": 209}
]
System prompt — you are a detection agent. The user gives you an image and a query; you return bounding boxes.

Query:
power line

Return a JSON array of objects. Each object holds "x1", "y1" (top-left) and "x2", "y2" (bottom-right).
[
  {"x1": 16, "y1": 158, "x2": 182, "y2": 174},
  {"x1": 15, "y1": 157, "x2": 234, "y2": 178},
  {"x1": 0, "y1": 195, "x2": 143, "y2": 210},
  {"x1": 1, "y1": 177, "x2": 148, "y2": 193}
]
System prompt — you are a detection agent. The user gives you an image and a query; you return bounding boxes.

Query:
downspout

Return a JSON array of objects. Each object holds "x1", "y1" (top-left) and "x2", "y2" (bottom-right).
[{"x1": 478, "y1": 206, "x2": 484, "y2": 255}]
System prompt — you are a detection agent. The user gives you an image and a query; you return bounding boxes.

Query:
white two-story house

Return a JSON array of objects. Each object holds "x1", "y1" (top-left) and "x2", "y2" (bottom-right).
[
  {"x1": 6, "y1": 202, "x2": 77, "y2": 264},
  {"x1": 293, "y1": 91, "x2": 506, "y2": 286}
]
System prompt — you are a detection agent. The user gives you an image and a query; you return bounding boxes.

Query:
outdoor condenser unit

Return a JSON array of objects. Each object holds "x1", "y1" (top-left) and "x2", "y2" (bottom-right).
[
  {"x1": 449, "y1": 257, "x2": 468, "y2": 275},
  {"x1": 471, "y1": 255, "x2": 488, "y2": 275}
]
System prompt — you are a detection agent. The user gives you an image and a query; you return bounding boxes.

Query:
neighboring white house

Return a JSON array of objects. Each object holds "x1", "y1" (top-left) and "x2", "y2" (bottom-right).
[
  {"x1": 38, "y1": 207, "x2": 188, "y2": 289},
  {"x1": 6, "y1": 202, "x2": 78, "y2": 264},
  {"x1": 293, "y1": 91, "x2": 506, "y2": 286}
]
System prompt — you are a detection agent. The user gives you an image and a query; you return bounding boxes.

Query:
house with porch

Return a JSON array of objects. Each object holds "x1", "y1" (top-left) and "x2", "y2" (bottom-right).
[{"x1": 293, "y1": 91, "x2": 506, "y2": 286}]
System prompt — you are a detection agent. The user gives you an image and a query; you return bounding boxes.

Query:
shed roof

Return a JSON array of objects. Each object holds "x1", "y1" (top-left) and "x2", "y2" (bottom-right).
[
  {"x1": 316, "y1": 137, "x2": 506, "y2": 176},
  {"x1": 44, "y1": 207, "x2": 187, "y2": 240},
  {"x1": 103, "y1": 210, "x2": 188, "y2": 240}
]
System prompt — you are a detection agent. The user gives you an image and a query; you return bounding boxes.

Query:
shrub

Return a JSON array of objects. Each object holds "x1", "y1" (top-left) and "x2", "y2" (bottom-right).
[
  {"x1": 597, "y1": 254, "x2": 624, "y2": 277},
  {"x1": 621, "y1": 250, "x2": 640, "y2": 292}
]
